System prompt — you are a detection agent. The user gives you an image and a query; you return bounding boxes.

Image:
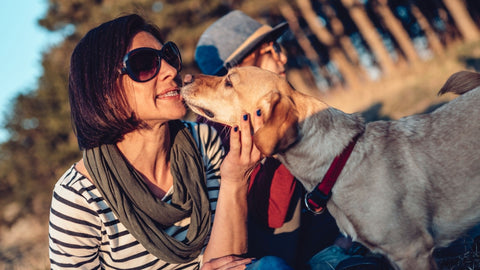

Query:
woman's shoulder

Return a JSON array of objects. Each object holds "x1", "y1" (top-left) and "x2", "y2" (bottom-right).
[
  {"x1": 53, "y1": 164, "x2": 97, "y2": 199},
  {"x1": 56, "y1": 165, "x2": 90, "y2": 186}
]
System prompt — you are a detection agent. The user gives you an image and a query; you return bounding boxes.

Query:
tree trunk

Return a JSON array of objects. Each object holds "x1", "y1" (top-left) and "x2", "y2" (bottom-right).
[
  {"x1": 340, "y1": 0, "x2": 396, "y2": 75},
  {"x1": 374, "y1": 0, "x2": 419, "y2": 63},
  {"x1": 409, "y1": 1, "x2": 444, "y2": 55},
  {"x1": 437, "y1": 6, "x2": 461, "y2": 46},
  {"x1": 296, "y1": 0, "x2": 361, "y2": 88},
  {"x1": 279, "y1": 3, "x2": 329, "y2": 92},
  {"x1": 319, "y1": 0, "x2": 361, "y2": 66},
  {"x1": 443, "y1": 0, "x2": 480, "y2": 42},
  {"x1": 280, "y1": 4, "x2": 321, "y2": 66}
]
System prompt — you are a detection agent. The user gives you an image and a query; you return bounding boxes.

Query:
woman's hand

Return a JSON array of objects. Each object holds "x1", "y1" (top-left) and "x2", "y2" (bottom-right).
[
  {"x1": 220, "y1": 112, "x2": 263, "y2": 182},
  {"x1": 201, "y1": 255, "x2": 255, "y2": 270},
  {"x1": 203, "y1": 111, "x2": 263, "y2": 261}
]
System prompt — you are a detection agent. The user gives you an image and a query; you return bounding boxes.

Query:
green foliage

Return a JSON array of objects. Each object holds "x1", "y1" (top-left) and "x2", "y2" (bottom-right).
[{"x1": 0, "y1": 41, "x2": 79, "y2": 223}]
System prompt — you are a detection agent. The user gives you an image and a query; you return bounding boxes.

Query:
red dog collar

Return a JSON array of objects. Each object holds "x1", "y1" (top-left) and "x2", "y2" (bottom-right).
[{"x1": 305, "y1": 134, "x2": 361, "y2": 214}]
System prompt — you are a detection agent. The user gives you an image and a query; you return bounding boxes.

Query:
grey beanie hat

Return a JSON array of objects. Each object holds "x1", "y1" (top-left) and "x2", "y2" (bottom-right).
[{"x1": 195, "y1": 10, "x2": 288, "y2": 75}]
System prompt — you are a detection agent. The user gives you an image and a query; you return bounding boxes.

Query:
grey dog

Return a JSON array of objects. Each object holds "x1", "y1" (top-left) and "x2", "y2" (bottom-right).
[{"x1": 181, "y1": 67, "x2": 480, "y2": 269}]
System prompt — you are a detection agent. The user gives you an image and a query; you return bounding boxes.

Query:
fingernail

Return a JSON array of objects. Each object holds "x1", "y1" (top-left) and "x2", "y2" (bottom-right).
[
  {"x1": 256, "y1": 109, "x2": 261, "y2": 116},
  {"x1": 243, "y1": 114, "x2": 248, "y2": 121},
  {"x1": 233, "y1": 126, "x2": 239, "y2": 132},
  {"x1": 245, "y1": 259, "x2": 257, "y2": 267}
]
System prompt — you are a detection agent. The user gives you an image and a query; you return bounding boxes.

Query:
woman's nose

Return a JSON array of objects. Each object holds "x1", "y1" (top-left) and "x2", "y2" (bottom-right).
[
  {"x1": 157, "y1": 59, "x2": 178, "y2": 80},
  {"x1": 278, "y1": 51, "x2": 287, "y2": 65}
]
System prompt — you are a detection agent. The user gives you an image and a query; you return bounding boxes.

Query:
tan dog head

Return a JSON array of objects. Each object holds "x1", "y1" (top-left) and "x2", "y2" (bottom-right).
[{"x1": 181, "y1": 66, "x2": 300, "y2": 156}]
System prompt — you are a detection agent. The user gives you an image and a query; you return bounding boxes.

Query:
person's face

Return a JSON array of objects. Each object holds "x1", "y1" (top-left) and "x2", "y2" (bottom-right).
[
  {"x1": 239, "y1": 41, "x2": 287, "y2": 77},
  {"x1": 121, "y1": 31, "x2": 186, "y2": 127}
]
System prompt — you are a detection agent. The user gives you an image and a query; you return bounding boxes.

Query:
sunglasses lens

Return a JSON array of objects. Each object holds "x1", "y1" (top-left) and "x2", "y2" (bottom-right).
[
  {"x1": 122, "y1": 42, "x2": 182, "y2": 82},
  {"x1": 162, "y1": 42, "x2": 182, "y2": 72},
  {"x1": 127, "y1": 49, "x2": 160, "y2": 82},
  {"x1": 272, "y1": 42, "x2": 282, "y2": 54}
]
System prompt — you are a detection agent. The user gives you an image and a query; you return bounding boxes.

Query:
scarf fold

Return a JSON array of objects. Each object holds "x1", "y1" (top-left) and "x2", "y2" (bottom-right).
[{"x1": 84, "y1": 120, "x2": 211, "y2": 263}]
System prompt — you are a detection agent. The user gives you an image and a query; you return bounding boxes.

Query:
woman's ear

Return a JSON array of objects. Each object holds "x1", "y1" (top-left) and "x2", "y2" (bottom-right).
[{"x1": 254, "y1": 91, "x2": 299, "y2": 156}]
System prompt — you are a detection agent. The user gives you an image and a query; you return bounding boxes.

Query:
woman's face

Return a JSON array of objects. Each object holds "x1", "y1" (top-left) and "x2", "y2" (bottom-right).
[{"x1": 121, "y1": 31, "x2": 186, "y2": 127}]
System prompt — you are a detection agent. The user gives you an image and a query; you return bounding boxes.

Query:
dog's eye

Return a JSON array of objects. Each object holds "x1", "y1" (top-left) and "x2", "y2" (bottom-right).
[
  {"x1": 225, "y1": 77, "x2": 233, "y2": 88},
  {"x1": 204, "y1": 109, "x2": 215, "y2": 118}
]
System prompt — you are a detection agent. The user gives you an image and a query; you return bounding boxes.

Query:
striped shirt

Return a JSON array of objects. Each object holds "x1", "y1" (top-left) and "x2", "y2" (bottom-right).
[{"x1": 49, "y1": 122, "x2": 223, "y2": 269}]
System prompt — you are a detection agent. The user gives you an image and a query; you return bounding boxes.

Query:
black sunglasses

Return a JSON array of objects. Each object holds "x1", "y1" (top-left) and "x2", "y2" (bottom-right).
[
  {"x1": 120, "y1": 41, "x2": 182, "y2": 82},
  {"x1": 271, "y1": 41, "x2": 282, "y2": 55}
]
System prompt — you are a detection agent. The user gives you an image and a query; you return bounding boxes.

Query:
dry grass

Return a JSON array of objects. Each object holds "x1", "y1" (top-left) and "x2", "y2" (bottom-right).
[
  {"x1": 288, "y1": 40, "x2": 480, "y2": 124},
  {"x1": 315, "y1": 41, "x2": 480, "y2": 121},
  {"x1": 435, "y1": 234, "x2": 480, "y2": 270}
]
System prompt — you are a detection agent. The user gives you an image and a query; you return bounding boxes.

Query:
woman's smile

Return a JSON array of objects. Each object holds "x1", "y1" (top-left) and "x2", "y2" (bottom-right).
[{"x1": 156, "y1": 88, "x2": 181, "y2": 100}]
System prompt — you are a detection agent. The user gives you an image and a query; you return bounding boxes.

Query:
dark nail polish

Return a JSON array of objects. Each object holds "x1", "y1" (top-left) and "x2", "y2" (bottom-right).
[
  {"x1": 233, "y1": 126, "x2": 239, "y2": 132},
  {"x1": 256, "y1": 109, "x2": 261, "y2": 116},
  {"x1": 243, "y1": 114, "x2": 248, "y2": 121},
  {"x1": 245, "y1": 259, "x2": 257, "y2": 268}
]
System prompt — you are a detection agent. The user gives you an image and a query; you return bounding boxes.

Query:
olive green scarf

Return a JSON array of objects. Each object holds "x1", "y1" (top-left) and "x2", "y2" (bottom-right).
[{"x1": 84, "y1": 120, "x2": 212, "y2": 263}]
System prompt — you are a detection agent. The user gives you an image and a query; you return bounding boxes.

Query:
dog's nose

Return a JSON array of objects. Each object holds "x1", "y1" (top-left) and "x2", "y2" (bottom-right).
[{"x1": 183, "y1": 74, "x2": 194, "y2": 85}]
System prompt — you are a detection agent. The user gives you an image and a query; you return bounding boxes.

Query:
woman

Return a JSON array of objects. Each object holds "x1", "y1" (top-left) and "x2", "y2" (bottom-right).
[{"x1": 49, "y1": 14, "x2": 262, "y2": 269}]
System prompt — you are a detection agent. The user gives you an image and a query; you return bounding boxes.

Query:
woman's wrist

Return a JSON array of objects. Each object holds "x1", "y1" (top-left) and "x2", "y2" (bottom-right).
[{"x1": 219, "y1": 178, "x2": 249, "y2": 194}]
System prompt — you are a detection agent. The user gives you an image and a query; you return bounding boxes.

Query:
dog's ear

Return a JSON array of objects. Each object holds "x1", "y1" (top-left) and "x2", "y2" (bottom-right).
[{"x1": 254, "y1": 91, "x2": 299, "y2": 156}]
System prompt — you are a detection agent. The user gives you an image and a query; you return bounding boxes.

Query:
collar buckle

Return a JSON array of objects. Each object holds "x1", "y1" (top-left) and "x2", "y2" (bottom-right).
[
  {"x1": 303, "y1": 133, "x2": 362, "y2": 215},
  {"x1": 304, "y1": 189, "x2": 331, "y2": 215}
]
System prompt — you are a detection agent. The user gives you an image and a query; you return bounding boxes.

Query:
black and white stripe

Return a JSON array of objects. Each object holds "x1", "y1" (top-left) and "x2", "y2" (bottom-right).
[{"x1": 49, "y1": 122, "x2": 222, "y2": 269}]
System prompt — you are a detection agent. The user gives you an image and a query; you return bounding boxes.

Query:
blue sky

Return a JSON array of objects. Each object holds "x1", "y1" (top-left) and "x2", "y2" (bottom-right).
[{"x1": 0, "y1": 0, "x2": 62, "y2": 142}]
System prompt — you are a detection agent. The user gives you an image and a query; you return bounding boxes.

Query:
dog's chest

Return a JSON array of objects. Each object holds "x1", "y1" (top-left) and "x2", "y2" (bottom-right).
[{"x1": 327, "y1": 200, "x2": 358, "y2": 240}]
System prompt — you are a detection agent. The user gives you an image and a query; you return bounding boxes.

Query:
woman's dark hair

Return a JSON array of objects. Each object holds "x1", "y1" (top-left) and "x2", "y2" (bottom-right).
[{"x1": 69, "y1": 14, "x2": 164, "y2": 149}]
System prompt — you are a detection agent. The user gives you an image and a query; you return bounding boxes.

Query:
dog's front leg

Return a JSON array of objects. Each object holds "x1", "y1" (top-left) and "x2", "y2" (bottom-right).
[
  {"x1": 387, "y1": 234, "x2": 436, "y2": 270},
  {"x1": 393, "y1": 252, "x2": 437, "y2": 270}
]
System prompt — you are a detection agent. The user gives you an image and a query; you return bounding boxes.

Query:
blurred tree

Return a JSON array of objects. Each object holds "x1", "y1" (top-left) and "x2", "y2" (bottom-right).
[
  {"x1": 408, "y1": 0, "x2": 444, "y2": 55},
  {"x1": 373, "y1": 0, "x2": 419, "y2": 64},
  {"x1": 465, "y1": 0, "x2": 480, "y2": 26},
  {"x1": 0, "y1": 41, "x2": 77, "y2": 224},
  {"x1": 443, "y1": 0, "x2": 480, "y2": 42},
  {"x1": 340, "y1": 0, "x2": 396, "y2": 75},
  {"x1": 319, "y1": 0, "x2": 362, "y2": 71},
  {"x1": 433, "y1": 0, "x2": 463, "y2": 46},
  {"x1": 297, "y1": 0, "x2": 361, "y2": 88},
  {"x1": 280, "y1": 3, "x2": 320, "y2": 67},
  {"x1": 279, "y1": 3, "x2": 331, "y2": 91}
]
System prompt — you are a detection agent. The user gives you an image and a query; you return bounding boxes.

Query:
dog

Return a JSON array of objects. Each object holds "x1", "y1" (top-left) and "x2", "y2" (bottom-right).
[{"x1": 181, "y1": 67, "x2": 480, "y2": 270}]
